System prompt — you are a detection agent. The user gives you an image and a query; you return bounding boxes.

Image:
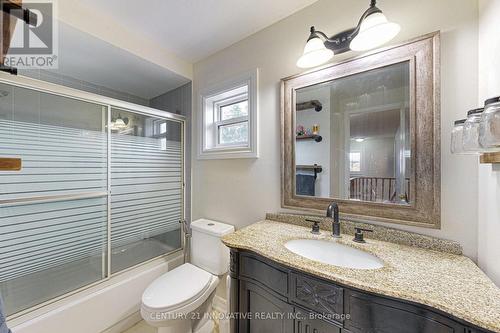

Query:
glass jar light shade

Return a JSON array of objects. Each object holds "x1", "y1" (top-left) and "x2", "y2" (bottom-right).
[
  {"x1": 451, "y1": 119, "x2": 466, "y2": 154},
  {"x1": 296, "y1": 37, "x2": 334, "y2": 68},
  {"x1": 479, "y1": 97, "x2": 500, "y2": 148},
  {"x1": 350, "y1": 12, "x2": 401, "y2": 52},
  {"x1": 462, "y1": 108, "x2": 484, "y2": 153}
]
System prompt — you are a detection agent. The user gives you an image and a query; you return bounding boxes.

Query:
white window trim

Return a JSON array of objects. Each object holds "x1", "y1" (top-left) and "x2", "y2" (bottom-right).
[{"x1": 198, "y1": 69, "x2": 259, "y2": 159}]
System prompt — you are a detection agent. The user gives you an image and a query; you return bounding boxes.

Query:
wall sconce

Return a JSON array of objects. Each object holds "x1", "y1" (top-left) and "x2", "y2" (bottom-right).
[{"x1": 296, "y1": 0, "x2": 400, "y2": 68}]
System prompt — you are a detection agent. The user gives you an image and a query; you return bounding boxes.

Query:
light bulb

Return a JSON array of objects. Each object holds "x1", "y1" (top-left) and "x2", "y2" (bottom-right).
[
  {"x1": 350, "y1": 12, "x2": 400, "y2": 52},
  {"x1": 296, "y1": 37, "x2": 334, "y2": 68},
  {"x1": 112, "y1": 116, "x2": 127, "y2": 130}
]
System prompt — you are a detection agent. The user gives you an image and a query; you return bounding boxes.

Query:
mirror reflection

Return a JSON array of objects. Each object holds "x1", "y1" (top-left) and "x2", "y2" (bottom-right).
[{"x1": 295, "y1": 62, "x2": 411, "y2": 204}]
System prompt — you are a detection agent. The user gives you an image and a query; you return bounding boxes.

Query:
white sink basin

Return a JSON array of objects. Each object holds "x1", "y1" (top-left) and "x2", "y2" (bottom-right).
[{"x1": 284, "y1": 239, "x2": 384, "y2": 270}]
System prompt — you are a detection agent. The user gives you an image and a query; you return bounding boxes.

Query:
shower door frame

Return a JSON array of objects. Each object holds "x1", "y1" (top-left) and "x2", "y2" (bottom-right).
[{"x1": 0, "y1": 72, "x2": 187, "y2": 319}]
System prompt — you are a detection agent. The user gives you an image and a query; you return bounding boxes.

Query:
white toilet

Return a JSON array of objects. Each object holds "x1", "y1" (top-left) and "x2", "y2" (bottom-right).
[{"x1": 141, "y1": 219, "x2": 234, "y2": 333}]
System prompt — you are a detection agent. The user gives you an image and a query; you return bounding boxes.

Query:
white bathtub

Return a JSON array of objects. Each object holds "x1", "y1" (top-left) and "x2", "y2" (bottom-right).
[{"x1": 8, "y1": 251, "x2": 183, "y2": 333}]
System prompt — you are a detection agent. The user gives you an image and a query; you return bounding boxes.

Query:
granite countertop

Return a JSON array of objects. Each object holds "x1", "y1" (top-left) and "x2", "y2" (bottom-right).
[{"x1": 222, "y1": 220, "x2": 500, "y2": 332}]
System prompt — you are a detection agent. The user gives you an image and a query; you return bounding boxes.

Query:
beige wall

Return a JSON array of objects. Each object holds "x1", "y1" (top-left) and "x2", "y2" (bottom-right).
[
  {"x1": 192, "y1": 0, "x2": 480, "y2": 258},
  {"x1": 477, "y1": 0, "x2": 500, "y2": 287}
]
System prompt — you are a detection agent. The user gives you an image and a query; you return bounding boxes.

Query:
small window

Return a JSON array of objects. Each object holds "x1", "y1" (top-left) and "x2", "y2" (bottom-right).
[
  {"x1": 150, "y1": 120, "x2": 167, "y2": 150},
  {"x1": 219, "y1": 121, "x2": 248, "y2": 145},
  {"x1": 220, "y1": 100, "x2": 248, "y2": 120},
  {"x1": 160, "y1": 122, "x2": 167, "y2": 134},
  {"x1": 350, "y1": 152, "x2": 361, "y2": 172},
  {"x1": 216, "y1": 98, "x2": 249, "y2": 146},
  {"x1": 152, "y1": 120, "x2": 167, "y2": 136},
  {"x1": 199, "y1": 69, "x2": 258, "y2": 159}
]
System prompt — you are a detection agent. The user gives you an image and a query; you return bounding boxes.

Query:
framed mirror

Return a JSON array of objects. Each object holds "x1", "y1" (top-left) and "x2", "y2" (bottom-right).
[{"x1": 281, "y1": 32, "x2": 440, "y2": 228}]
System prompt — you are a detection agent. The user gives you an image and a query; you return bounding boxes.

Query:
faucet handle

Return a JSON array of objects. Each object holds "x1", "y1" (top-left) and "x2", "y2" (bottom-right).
[
  {"x1": 353, "y1": 227, "x2": 373, "y2": 243},
  {"x1": 305, "y1": 219, "x2": 321, "y2": 235}
]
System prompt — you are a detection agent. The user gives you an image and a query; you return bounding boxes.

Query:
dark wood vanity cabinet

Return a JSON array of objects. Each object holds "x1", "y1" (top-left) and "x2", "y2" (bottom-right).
[
  {"x1": 344, "y1": 290, "x2": 464, "y2": 333},
  {"x1": 239, "y1": 280, "x2": 294, "y2": 333},
  {"x1": 229, "y1": 249, "x2": 494, "y2": 333}
]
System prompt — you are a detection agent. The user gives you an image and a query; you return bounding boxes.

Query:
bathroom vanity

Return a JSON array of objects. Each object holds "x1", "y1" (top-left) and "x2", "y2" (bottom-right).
[
  {"x1": 223, "y1": 219, "x2": 500, "y2": 333},
  {"x1": 258, "y1": 30, "x2": 500, "y2": 332}
]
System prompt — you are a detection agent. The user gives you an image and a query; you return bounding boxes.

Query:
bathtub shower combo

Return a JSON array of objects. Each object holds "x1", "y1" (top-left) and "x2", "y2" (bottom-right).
[{"x1": 0, "y1": 76, "x2": 185, "y2": 318}]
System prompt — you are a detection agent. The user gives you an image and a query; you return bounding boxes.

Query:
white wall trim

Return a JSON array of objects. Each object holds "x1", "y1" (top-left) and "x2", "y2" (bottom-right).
[{"x1": 197, "y1": 69, "x2": 259, "y2": 159}]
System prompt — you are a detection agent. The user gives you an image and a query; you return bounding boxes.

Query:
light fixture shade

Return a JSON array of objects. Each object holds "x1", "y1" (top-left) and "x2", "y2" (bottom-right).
[
  {"x1": 350, "y1": 12, "x2": 400, "y2": 52},
  {"x1": 112, "y1": 117, "x2": 127, "y2": 130},
  {"x1": 296, "y1": 37, "x2": 334, "y2": 68}
]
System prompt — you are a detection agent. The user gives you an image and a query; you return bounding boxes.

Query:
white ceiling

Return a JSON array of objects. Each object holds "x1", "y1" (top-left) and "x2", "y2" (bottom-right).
[{"x1": 82, "y1": 0, "x2": 319, "y2": 63}]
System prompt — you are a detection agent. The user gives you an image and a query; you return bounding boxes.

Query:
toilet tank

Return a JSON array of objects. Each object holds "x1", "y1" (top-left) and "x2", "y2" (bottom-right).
[{"x1": 190, "y1": 219, "x2": 234, "y2": 275}]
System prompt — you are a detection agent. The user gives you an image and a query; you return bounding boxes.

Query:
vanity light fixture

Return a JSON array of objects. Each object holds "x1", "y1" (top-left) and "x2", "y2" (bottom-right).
[
  {"x1": 296, "y1": 0, "x2": 400, "y2": 68},
  {"x1": 355, "y1": 138, "x2": 365, "y2": 142}
]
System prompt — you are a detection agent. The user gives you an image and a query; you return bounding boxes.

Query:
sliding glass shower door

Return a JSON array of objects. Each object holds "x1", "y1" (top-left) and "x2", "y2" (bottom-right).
[
  {"x1": 0, "y1": 81, "x2": 184, "y2": 317},
  {"x1": 0, "y1": 82, "x2": 109, "y2": 316},
  {"x1": 109, "y1": 108, "x2": 183, "y2": 273}
]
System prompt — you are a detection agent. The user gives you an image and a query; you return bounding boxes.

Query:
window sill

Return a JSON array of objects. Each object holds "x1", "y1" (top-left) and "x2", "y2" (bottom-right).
[{"x1": 198, "y1": 146, "x2": 258, "y2": 160}]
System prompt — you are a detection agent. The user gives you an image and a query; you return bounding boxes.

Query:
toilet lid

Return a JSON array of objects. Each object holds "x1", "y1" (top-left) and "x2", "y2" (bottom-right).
[{"x1": 142, "y1": 263, "x2": 213, "y2": 310}]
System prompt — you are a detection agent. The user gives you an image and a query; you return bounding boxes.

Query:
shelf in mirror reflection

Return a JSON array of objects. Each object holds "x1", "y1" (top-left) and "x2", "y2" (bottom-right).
[
  {"x1": 296, "y1": 134, "x2": 322, "y2": 142},
  {"x1": 480, "y1": 152, "x2": 500, "y2": 164}
]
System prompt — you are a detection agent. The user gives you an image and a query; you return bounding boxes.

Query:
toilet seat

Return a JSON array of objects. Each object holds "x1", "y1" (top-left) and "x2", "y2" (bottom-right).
[{"x1": 141, "y1": 263, "x2": 219, "y2": 316}]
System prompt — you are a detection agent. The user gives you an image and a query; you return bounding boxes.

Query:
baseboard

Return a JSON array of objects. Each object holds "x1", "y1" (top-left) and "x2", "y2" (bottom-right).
[{"x1": 100, "y1": 311, "x2": 142, "y2": 333}]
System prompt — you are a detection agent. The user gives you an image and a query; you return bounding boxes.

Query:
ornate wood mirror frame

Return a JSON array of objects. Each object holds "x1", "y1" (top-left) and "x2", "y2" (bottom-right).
[{"x1": 281, "y1": 32, "x2": 440, "y2": 228}]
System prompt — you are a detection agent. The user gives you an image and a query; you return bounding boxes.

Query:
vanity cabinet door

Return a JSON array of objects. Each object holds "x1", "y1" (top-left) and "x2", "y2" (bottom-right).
[
  {"x1": 291, "y1": 273, "x2": 344, "y2": 325},
  {"x1": 294, "y1": 307, "x2": 342, "y2": 333},
  {"x1": 345, "y1": 291, "x2": 464, "y2": 333},
  {"x1": 239, "y1": 280, "x2": 294, "y2": 333},
  {"x1": 239, "y1": 253, "x2": 289, "y2": 297}
]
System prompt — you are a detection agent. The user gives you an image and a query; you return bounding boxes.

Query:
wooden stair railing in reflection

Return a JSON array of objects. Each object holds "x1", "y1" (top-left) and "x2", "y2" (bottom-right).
[{"x1": 350, "y1": 177, "x2": 410, "y2": 203}]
